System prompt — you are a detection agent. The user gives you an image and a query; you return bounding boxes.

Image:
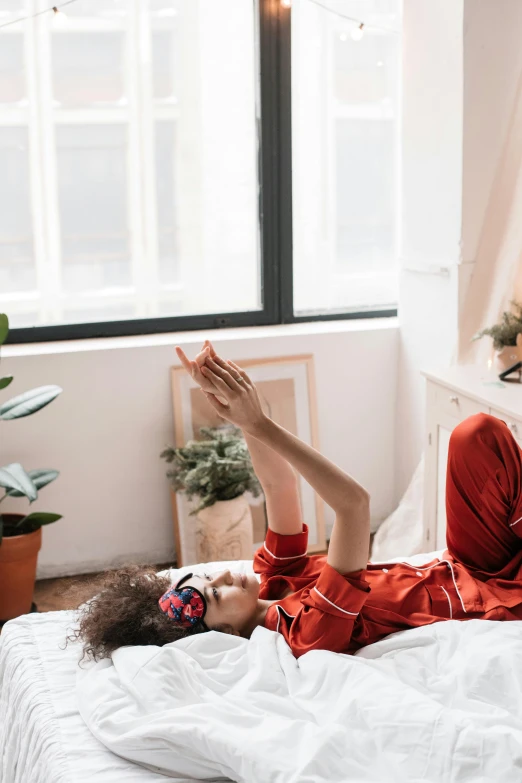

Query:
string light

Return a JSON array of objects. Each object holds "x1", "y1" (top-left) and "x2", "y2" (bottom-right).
[
  {"x1": 281, "y1": 0, "x2": 292, "y2": 7},
  {"x1": 350, "y1": 22, "x2": 364, "y2": 41},
  {"x1": 52, "y1": 6, "x2": 69, "y2": 28},
  {"x1": 0, "y1": 0, "x2": 78, "y2": 31},
  {"x1": 305, "y1": 0, "x2": 399, "y2": 36}
]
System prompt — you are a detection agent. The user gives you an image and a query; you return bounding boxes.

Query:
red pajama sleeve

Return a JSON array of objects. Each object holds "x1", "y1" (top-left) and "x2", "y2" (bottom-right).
[
  {"x1": 287, "y1": 563, "x2": 371, "y2": 658},
  {"x1": 253, "y1": 523, "x2": 310, "y2": 578}
]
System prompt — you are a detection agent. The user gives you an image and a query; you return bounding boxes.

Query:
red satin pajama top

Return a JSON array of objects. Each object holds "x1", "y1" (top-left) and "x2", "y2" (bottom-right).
[{"x1": 255, "y1": 523, "x2": 522, "y2": 659}]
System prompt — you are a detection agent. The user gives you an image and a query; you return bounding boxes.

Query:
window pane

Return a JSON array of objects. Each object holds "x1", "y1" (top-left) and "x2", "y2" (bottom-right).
[
  {"x1": 52, "y1": 32, "x2": 126, "y2": 107},
  {"x1": 152, "y1": 0, "x2": 260, "y2": 318},
  {"x1": 292, "y1": 0, "x2": 401, "y2": 315},
  {"x1": 0, "y1": 34, "x2": 25, "y2": 105},
  {"x1": 64, "y1": 0, "x2": 128, "y2": 18},
  {"x1": 0, "y1": 127, "x2": 35, "y2": 294},
  {"x1": 336, "y1": 118, "x2": 394, "y2": 270},
  {"x1": 10, "y1": 0, "x2": 260, "y2": 330},
  {"x1": 155, "y1": 121, "x2": 178, "y2": 285},
  {"x1": 56, "y1": 124, "x2": 130, "y2": 292},
  {"x1": 152, "y1": 30, "x2": 177, "y2": 101}
]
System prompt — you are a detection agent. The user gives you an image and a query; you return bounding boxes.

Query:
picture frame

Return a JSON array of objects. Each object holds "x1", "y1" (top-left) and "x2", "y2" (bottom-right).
[{"x1": 169, "y1": 354, "x2": 327, "y2": 567}]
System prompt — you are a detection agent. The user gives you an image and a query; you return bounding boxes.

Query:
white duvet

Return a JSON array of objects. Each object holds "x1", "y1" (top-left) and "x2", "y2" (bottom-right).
[{"x1": 76, "y1": 555, "x2": 522, "y2": 783}]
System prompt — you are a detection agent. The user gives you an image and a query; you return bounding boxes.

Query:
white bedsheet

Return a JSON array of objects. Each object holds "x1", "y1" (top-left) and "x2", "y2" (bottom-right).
[
  {"x1": 76, "y1": 554, "x2": 522, "y2": 782},
  {"x1": 3, "y1": 552, "x2": 522, "y2": 783},
  {"x1": 0, "y1": 557, "x2": 258, "y2": 783}
]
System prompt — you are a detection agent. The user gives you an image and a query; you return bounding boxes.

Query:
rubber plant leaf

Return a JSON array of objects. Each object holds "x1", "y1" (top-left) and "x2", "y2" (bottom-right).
[
  {"x1": 0, "y1": 463, "x2": 38, "y2": 502},
  {"x1": 0, "y1": 377, "x2": 13, "y2": 390},
  {"x1": 4, "y1": 468, "x2": 59, "y2": 497},
  {"x1": 13, "y1": 512, "x2": 62, "y2": 527},
  {"x1": 0, "y1": 385, "x2": 63, "y2": 420},
  {"x1": 0, "y1": 313, "x2": 8, "y2": 346}
]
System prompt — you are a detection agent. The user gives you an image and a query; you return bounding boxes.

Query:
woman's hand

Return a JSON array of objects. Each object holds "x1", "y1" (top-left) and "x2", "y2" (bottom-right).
[
  {"x1": 176, "y1": 341, "x2": 227, "y2": 404},
  {"x1": 199, "y1": 355, "x2": 266, "y2": 433},
  {"x1": 175, "y1": 341, "x2": 267, "y2": 433}
]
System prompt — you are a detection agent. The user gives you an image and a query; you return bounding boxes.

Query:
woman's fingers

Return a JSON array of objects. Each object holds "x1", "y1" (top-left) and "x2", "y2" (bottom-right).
[
  {"x1": 175, "y1": 346, "x2": 194, "y2": 375},
  {"x1": 204, "y1": 339, "x2": 218, "y2": 359},
  {"x1": 212, "y1": 354, "x2": 245, "y2": 383},
  {"x1": 226, "y1": 359, "x2": 252, "y2": 387},
  {"x1": 200, "y1": 363, "x2": 233, "y2": 396},
  {"x1": 204, "y1": 356, "x2": 243, "y2": 392},
  {"x1": 176, "y1": 345, "x2": 219, "y2": 394}
]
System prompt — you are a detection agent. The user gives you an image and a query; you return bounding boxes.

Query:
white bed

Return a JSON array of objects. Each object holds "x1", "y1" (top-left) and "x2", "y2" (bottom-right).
[{"x1": 2, "y1": 552, "x2": 522, "y2": 783}]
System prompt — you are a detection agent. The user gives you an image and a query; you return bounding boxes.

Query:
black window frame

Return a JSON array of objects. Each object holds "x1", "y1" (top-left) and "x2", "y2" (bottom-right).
[{"x1": 5, "y1": 0, "x2": 397, "y2": 346}]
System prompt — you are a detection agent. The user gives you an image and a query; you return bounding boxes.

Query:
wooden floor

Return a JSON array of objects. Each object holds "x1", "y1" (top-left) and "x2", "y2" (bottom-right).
[{"x1": 33, "y1": 561, "x2": 176, "y2": 612}]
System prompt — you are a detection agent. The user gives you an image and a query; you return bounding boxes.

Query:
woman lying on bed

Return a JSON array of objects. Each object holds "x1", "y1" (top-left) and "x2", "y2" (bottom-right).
[{"x1": 72, "y1": 340, "x2": 522, "y2": 663}]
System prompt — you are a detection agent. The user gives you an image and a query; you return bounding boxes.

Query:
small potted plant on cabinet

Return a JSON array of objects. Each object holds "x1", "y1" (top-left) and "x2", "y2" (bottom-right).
[
  {"x1": 161, "y1": 425, "x2": 262, "y2": 564},
  {"x1": 472, "y1": 300, "x2": 522, "y2": 371},
  {"x1": 0, "y1": 313, "x2": 63, "y2": 625}
]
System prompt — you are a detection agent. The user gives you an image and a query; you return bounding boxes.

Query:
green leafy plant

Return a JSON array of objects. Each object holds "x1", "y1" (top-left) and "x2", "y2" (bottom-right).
[
  {"x1": 472, "y1": 299, "x2": 522, "y2": 351},
  {"x1": 160, "y1": 425, "x2": 262, "y2": 515},
  {"x1": 0, "y1": 313, "x2": 63, "y2": 544}
]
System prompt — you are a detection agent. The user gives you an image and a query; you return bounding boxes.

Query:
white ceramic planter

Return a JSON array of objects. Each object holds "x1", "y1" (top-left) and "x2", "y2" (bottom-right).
[
  {"x1": 194, "y1": 494, "x2": 254, "y2": 562},
  {"x1": 494, "y1": 345, "x2": 520, "y2": 372}
]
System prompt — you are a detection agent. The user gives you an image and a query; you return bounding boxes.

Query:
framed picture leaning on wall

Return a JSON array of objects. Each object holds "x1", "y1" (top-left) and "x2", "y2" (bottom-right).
[{"x1": 169, "y1": 354, "x2": 327, "y2": 567}]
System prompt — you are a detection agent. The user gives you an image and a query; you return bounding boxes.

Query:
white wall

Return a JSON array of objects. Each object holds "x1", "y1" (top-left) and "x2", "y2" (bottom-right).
[
  {"x1": 396, "y1": 0, "x2": 522, "y2": 499},
  {"x1": 0, "y1": 319, "x2": 398, "y2": 578},
  {"x1": 396, "y1": 0, "x2": 464, "y2": 500},
  {"x1": 458, "y1": 0, "x2": 522, "y2": 362}
]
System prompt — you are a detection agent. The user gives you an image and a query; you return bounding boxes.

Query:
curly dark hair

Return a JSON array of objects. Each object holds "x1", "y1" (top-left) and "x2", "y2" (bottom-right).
[{"x1": 64, "y1": 563, "x2": 234, "y2": 664}]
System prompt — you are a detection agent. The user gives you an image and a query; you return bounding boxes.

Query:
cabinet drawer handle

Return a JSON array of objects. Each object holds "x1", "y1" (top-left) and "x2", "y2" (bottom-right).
[
  {"x1": 449, "y1": 395, "x2": 459, "y2": 404},
  {"x1": 509, "y1": 422, "x2": 519, "y2": 435}
]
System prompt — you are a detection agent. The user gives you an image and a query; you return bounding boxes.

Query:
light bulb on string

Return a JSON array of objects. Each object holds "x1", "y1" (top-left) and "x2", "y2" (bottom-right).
[
  {"x1": 350, "y1": 23, "x2": 364, "y2": 41},
  {"x1": 281, "y1": 0, "x2": 292, "y2": 8},
  {"x1": 52, "y1": 6, "x2": 68, "y2": 28}
]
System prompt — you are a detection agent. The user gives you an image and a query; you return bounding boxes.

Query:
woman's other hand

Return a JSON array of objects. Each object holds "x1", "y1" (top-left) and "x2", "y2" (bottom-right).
[
  {"x1": 199, "y1": 354, "x2": 266, "y2": 434},
  {"x1": 175, "y1": 341, "x2": 228, "y2": 405},
  {"x1": 175, "y1": 339, "x2": 266, "y2": 432}
]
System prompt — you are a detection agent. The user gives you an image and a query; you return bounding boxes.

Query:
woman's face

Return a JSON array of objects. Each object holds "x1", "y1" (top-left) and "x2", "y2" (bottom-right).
[{"x1": 179, "y1": 570, "x2": 260, "y2": 636}]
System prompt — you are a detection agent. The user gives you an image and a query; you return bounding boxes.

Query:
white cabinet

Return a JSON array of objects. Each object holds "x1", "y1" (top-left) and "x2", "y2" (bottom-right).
[{"x1": 421, "y1": 366, "x2": 522, "y2": 551}]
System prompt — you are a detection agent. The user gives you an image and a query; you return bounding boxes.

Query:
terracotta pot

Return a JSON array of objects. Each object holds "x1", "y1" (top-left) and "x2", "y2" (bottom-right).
[
  {"x1": 194, "y1": 495, "x2": 254, "y2": 562},
  {"x1": 0, "y1": 514, "x2": 42, "y2": 622}
]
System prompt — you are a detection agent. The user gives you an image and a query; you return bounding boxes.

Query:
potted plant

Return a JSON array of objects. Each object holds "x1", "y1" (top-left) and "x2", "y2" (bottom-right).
[
  {"x1": 0, "y1": 313, "x2": 63, "y2": 624},
  {"x1": 472, "y1": 299, "x2": 522, "y2": 371},
  {"x1": 161, "y1": 425, "x2": 262, "y2": 563}
]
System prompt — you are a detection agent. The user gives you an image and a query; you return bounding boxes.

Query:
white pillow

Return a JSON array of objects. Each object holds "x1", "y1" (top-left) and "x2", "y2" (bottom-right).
[
  {"x1": 156, "y1": 558, "x2": 261, "y2": 583},
  {"x1": 157, "y1": 548, "x2": 447, "y2": 584}
]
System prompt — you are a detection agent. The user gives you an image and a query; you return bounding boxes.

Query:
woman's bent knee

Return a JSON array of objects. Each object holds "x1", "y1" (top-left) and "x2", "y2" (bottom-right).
[{"x1": 449, "y1": 413, "x2": 505, "y2": 455}]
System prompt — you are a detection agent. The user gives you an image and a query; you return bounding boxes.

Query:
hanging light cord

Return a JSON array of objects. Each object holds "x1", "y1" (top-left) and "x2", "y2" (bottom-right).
[
  {"x1": 0, "y1": 0, "x2": 80, "y2": 31},
  {"x1": 304, "y1": 0, "x2": 400, "y2": 34},
  {"x1": 0, "y1": 0, "x2": 400, "y2": 36}
]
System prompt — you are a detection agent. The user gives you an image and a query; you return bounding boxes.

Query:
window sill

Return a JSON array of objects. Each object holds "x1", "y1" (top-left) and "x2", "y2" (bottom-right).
[{"x1": 1, "y1": 316, "x2": 398, "y2": 359}]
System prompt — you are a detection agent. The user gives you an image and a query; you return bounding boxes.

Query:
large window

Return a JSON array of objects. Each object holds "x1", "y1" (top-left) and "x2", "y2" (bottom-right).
[
  {"x1": 292, "y1": 0, "x2": 400, "y2": 314},
  {"x1": 1, "y1": 0, "x2": 400, "y2": 343}
]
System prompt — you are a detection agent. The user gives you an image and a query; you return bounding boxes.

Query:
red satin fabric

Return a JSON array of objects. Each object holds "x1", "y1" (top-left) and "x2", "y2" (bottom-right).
[{"x1": 255, "y1": 414, "x2": 522, "y2": 659}]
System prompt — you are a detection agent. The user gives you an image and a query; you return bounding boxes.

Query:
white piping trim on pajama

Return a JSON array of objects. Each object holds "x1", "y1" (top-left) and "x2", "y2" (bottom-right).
[
  {"x1": 440, "y1": 585, "x2": 453, "y2": 619},
  {"x1": 398, "y1": 560, "x2": 468, "y2": 614},
  {"x1": 439, "y1": 560, "x2": 467, "y2": 614},
  {"x1": 275, "y1": 605, "x2": 296, "y2": 632},
  {"x1": 313, "y1": 586, "x2": 359, "y2": 615},
  {"x1": 263, "y1": 542, "x2": 307, "y2": 560},
  {"x1": 509, "y1": 515, "x2": 522, "y2": 528}
]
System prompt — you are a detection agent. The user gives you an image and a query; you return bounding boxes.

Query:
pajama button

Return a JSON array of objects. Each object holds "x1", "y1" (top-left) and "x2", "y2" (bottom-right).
[
  {"x1": 416, "y1": 571, "x2": 423, "y2": 577},
  {"x1": 382, "y1": 568, "x2": 388, "y2": 573}
]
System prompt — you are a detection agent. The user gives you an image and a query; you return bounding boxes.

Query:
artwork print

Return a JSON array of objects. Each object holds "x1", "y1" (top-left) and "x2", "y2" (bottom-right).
[{"x1": 170, "y1": 355, "x2": 326, "y2": 566}]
